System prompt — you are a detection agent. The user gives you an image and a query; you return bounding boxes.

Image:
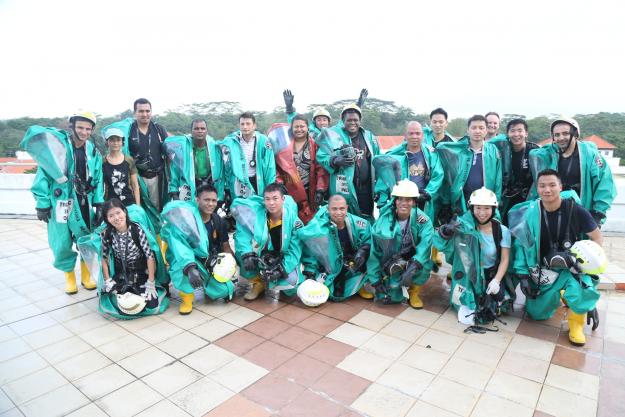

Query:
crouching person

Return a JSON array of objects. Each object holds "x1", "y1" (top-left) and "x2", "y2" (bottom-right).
[
  {"x1": 509, "y1": 169, "x2": 604, "y2": 346},
  {"x1": 161, "y1": 198, "x2": 236, "y2": 314},
  {"x1": 78, "y1": 199, "x2": 169, "y2": 319},
  {"x1": 232, "y1": 183, "x2": 304, "y2": 300},
  {"x1": 365, "y1": 180, "x2": 433, "y2": 308},
  {"x1": 299, "y1": 194, "x2": 371, "y2": 301},
  {"x1": 434, "y1": 187, "x2": 512, "y2": 326}
]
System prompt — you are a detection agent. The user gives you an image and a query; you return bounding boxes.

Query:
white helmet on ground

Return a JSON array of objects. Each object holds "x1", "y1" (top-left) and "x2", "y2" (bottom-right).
[
  {"x1": 116, "y1": 292, "x2": 147, "y2": 315},
  {"x1": 570, "y1": 240, "x2": 608, "y2": 275},
  {"x1": 297, "y1": 279, "x2": 329, "y2": 307},
  {"x1": 212, "y1": 253, "x2": 237, "y2": 283},
  {"x1": 391, "y1": 179, "x2": 420, "y2": 198},
  {"x1": 468, "y1": 187, "x2": 498, "y2": 207}
]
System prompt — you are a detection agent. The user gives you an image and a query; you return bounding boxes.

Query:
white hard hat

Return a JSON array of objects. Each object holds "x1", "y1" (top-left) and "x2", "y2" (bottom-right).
[
  {"x1": 68, "y1": 111, "x2": 97, "y2": 126},
  {"x1": 212, "y1": 253, "x2": 237, "y2": 283},
  {"x1": 116, "y1": 292, "x2": 147, "y2": 315},
  {"x1": 312, "y1": 107, "x2": 332, "y2": 122},
  {"x1": 340, "y1": 103, "x2": 362, "y2": 119},
  {"x1": 391, "y1": 179, "x2": 420, "y2": 198},
  {"x1": 468, "y1": 187, "x2": 498, "y2": 207},
  {"x1": 297, "y1": 279, "x2": 329, "y2": 307},
  {"x1": 550, "y1": 116, "x2": 580, "y2": 137},
  {"x1": 570, "y1": 240, "x2": 608, "y2": 275},
  {"x1": 104, "y1": 127, "x2": 125, "y2": 140}
]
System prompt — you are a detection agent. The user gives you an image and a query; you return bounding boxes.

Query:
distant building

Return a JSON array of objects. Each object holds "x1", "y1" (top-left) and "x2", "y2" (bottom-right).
[
  {"x1": 0, "y1": 151, "x2": 36, "y2": 174},
  {"x1": 377, "y1": 136, "x2": 404, "y2": 153}
]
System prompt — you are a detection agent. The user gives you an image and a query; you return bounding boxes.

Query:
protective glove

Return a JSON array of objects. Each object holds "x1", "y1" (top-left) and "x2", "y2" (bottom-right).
[
  {"x1": 486, "y1": 279, "x2": 500, "y2": 295},
  {"x1": 184, "y1": 264, "x2": 203, "y2": 289},
  {"x1": 330, "y1": 154, "x2": 355, "y2": 169},
  {"x1": 169, "y1": 192, "x2": 179, "y2": 201},
  {"x1": 587, "y1": 308, "x2": 600, "y2": 331},
  {"x1": 36, "y1": 207, "x2": 51, "y2": 223},
  {"x1": 400, "y1": 260, "x2": 423, "y2": 287},
  {"x1": 142, "y1": 279, "x2": 158, "y2": 301},
  {"x1": 283, "y1": 89, "x2": 295, "y2": 113},
  {"x1": 590, "y1": 211, "x2": 605, "y2": 228},
  {"x1": 516, "y1": 274, "x2": 535, "y2": 299},
  {"x1": 265, "y1": 264, "x2": 286, "y2": 282},
  {"x1": 303, "y1": 271, "x2": 316, "y2": 280},
  {"x1": 437, "y1": 205, "x2": 453, "y2": 225},
  {"x1": 439, "y1": 218, "x2": 462, "y2": 240},
  {"x1": 314, "y1": 190, "x2": 325, "y2": 207},
  {"x1": 357, "y1": 88, "x2": 368, "y2": 108},
  {"x1": 93, "y1": 203, "x2": 103, "y2": 226},
  {"x1": 416, "y1": 191, "x2": 431, "y2": 204},
  {"x1": 545, "y1": 251, "x2": 579, "y2": 271},
  {"x1": 351, "y1": 245, "x2": 371, "y2": 272},
  {"x1": 241, "y1": 253, "x2": 258, "y2": 272},
  {"x1": 104, "y1": 278, "x2": 116, "y2": 293}
]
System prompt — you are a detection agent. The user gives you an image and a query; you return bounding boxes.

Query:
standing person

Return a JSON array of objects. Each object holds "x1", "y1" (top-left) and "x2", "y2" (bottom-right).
[
  {"x1": 268, "y1": 115, "x2": 329, "y2": 223},
  {"x1": 189, "y1": 119, "x2": 223, "y2": 192},
  {"x1": 102, "y1": 128, "x2": 140, "y2": 206},
  {"x1": 485, "y1": 111, "x2": 504, "y2": 141},
  {"x1": 510, "y1": 169, "x2": 604, "y2": 346},
  {"x1": 220, "y1": 112, "x2": 276, "y2": 200},
  {"x1": 528, "y1": 116, "x2": 616, "y2": 227},
  {"x1": 424, "y1": 107, "x2": 454, "y2": 148},
  {"x1": 316, "y1": 104, "x2": 380, "y2": 219},
  {"x1": 22, "y1": 112, "x2": 102, "y2": 294}
]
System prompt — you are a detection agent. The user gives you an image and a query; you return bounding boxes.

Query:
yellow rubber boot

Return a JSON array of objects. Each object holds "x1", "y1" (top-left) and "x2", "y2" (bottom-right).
[
  {"x1": 358, "y1": 286, "x2": 374, "y2": 300},
  {"x1": 568, "y1": 311, "x2": 587, "y2": 346},
  {"x1": 80, "y1": 261, "x2": 96, "y2": 290},
  {"x1": 64, "y1": 271, "x2": 78, "y2": 294},
  {"x1": 408, "y1": 285, "x2": 424, "y2": 309},
  {"x1": 244, "y1": 276, "x2": 265, "y2": 301},
  {"x1": 179, "y1": 292, "x2": 194, "y2": 315},
  {"x1": 156, "y1": 235, "x2": 168, "y2": 265},
  {"x1": 432, "y1": 248, "x2": 442, "y2": 266}
]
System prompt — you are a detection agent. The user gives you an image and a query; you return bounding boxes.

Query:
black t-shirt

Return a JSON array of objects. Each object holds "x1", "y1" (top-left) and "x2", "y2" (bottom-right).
[
  {"x1": 463, "y1": 150, "x2": 484, "y2": 203},
  {"x1": 337, "y1": 227, "x2": 355, "y2": 257},
  {"x1": 204, "y1": 213, "x2": 229, "y2": 253},
  {"x1": 128, "y1": 122, "x2": 166, "y2": 173},
  {"x1": 74, "y1": 145, "x2": 87, "y2": 183},
  {"x1": 539, "y1": 199, "x2": 597, "y2": 261},
  {"x1": 558, "y1": 146, "x2": 581, "y2": 197},
  {"x1": 433, "y1": 134, "x2": 453, "y2": 148},
  {"x1": 350, "y1": 130, "x2": 373, "y2": 216},
  {"x1": 103, "y1": 156, "x2": 137, "y2": 206}
]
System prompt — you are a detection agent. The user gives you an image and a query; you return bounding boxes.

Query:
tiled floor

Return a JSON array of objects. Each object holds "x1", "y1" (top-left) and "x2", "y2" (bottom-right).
[{"x1": 1, "y1": 219, "x2": 624, "y2": 417}]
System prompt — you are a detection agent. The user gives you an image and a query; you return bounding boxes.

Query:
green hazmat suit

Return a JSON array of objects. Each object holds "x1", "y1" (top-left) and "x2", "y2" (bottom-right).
[
  {"x1": 161, "y1": 201, "x2": 235, "y2": 301},
  {"x1": 373, "y1": 142, "x2": 444, "y2": 221},
  {"x1": 436, "y1": 137, "x2": 502, "y2": 214},
  {"x1": 22, "y1": 126, "x2": 104, "y2": 272},
  {"x1": 365, "y1": 203, "x2": 434, "y2": 303},
  {"x1": 316, "y1": 125, "x2": 380, "y2": 218},
  {"x1": 528, "y1": 141, "x2": 616, "y2": 222},
  {"x1": 509, "y1": 192, "x2": 600, "y2": 320},
  {"x1": 77, "y1": 204, "x2": 170, "y2": 319},
  {"x1": 163, "y1": 135, "x2": 224, "y2": 201},
  {"x1": 101, "y1": 118, "x2": 167, "y2": 233},
  {"x1": 219, "y1": 131, "x2": 277, "y2": 198},
  {"x1": 422, "y1": 125, "x2": 455, "y2": 148},
  {"x1": 232, "y1": 195, "x2": 304, "y2": 295},
  {"x1": 299, "y1": 206, "x2": 372, "y2": 301}
]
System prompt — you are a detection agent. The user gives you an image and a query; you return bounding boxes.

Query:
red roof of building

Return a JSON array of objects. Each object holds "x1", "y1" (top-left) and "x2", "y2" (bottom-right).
[
  {"x1": 0, "y1": 157, "x2": 37, "y2": 174},
  {"x1": 378, "y1": 136, "x2": 404, "y2": 151},
  {"x1": 538, "y1": 135, "x2": 616, "y2": 149}
]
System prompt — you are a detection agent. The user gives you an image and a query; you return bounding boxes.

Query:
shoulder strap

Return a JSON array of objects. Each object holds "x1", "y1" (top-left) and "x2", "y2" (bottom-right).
[
  {"x1": 128, "y1": 222, "x2": 143, "y2": 250},
  {"x1": 491, "y1": 219, "x2": 503, "y2": 265}
]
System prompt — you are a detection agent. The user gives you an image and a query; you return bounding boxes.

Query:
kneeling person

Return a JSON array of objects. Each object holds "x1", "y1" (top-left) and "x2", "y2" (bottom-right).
[{"x1": 299, "y1": 195, "x2": 371, "y2": 301}]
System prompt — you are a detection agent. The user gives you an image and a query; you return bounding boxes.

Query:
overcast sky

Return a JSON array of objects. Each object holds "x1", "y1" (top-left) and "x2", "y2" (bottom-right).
[{"x1": 0, "y1": 0, "x2": 622, "y2": 120}]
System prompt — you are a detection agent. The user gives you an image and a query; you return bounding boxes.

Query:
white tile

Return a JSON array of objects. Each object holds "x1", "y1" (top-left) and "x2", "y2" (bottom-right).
[
  {"x1": 0, "y1": 352, "x2": 48, "y2": 385},
  {"x1": 507, "y1": 334, "x2": 555, "y2": 362},
  {"x1": 63, "y1": 312, "x2": 112, "y2": 334},
  {"x1": 352, "y1": 382, "x2": 416, "y2": 417},
  {"x1": 337, "y1": 349, "x2": 393, "y2": 381},
  {"x1": 348, "y1": 309, "x2": 393, "y2": 332},
  {"x1": 136, "y1": 320, "x2": 185, "y2": 345},
  {"x1": 485, "y1": 370, "x2": 542, "y2": 409},
  {"x1": 544, "y1": 364, "x2": 600, "y2": 400},
  {"x1": 406, "y1": 401, "x2": 461, "y2": 417},
  {"x1": 97, "y1": 333, "x2": 151, "y2": 362},
  {"x1": 54, "y1": 349, "x2": 112, "y2": 381},
  {"x1": 74, "y1": 364, "x2": 136, "y2": 400},
  {"x1": 440, "y1": 357, "x2": 494, "y2": 390},
  {"x1": 455, "y1": 340, "x2": 505, "y2": 368},
  {"x1": 8, "y1": 314, "x2": 56, "y2": 336},
  {"x1": 219, "y1": 306, "x2": 263, "y2": 328},
  {"x1": 65, "y1": 403, "x2": 108, "y2": 417},
  {"x1": 164, "y1": 309, "x2": 212, "y2": 330},
  {"x1": 0, "y1": 390, "x2": 13, "y2": 414},
  {"x1": 0, "y1": 326, "x2": 17, "y2": 343},
  {"x1": 420, "y1": 376, "x2": 481, "y2": 416},
  {"x1": 118, "y1": 346, "x2": 175, "y2": 378},
  {"x1": 19, "y1": 384, "x2": 89, "y2": 417},
  {"x1": 48, "y1": 303, "x2": 91, "y2": 323},
  {"x1": 399, "y1": 344, "x2": 451, "y2": 374},
  {"x1": 397, "y1": 307, "x2": 441, "y2": 327},
  {"x1": 78, "y1": 322, "x2": 130, "y2": 347},
  {"x1": 22, "y1": 324, "x2": 73, "y2": 349},
  {"x1": 3, "y1": 367, "x2": 67, "y2": 405},
  {"x1": 142, "y1": 362, "x2": 203, "y2": 397},
  {"x1": 193, "y1": 301, "x2": 240, "y2": 317},
  {"x1": 376, "y1": 362, "x2": 435, "y2": 398},
  {"x1": 135, "y1": 400, "x2": 191, "y2": 417},
  {"x1": 188, "y1": 318, "x2": 237, "y2": 342},
  {"x1": 537, "y1": 385, "x2": 597, "y2": 417},
  {"x1": 170, "y1": 377, "x2": 234, "y2": 417},
  {"x1": 417, "y1": 329, "x2": 464, "y2": 354},
  {"x1": 115, "y1": 314, "x2": 163, "y2": 332},
  {"x1": 181, "y1": 344, "x2": 237, "y2": 375},
  {"x1": 471, "y1": 392, "x2": 533, "y2": 417},
  {"x1": 207, "y1": 357, "x2": 268, "y2": 392},
  {"x1": 36, "y1": 336, "x2": 92, "y2": 364},
  {"x1": 156, "y1": 332, "x2": 208, "y2": 359},
  {"x1": 360, "y1": 333, "x2": 411, "y2": 360},
  {"x1": 96, "y1": 380, "x2": 162, "y2": 417},
  {"x1": 497, "y1": 350, "x2": 550, "y2": 383},
  {"x1": 0, "y1": 338, "x2": 31, "y2": 362},
  {"x1": 327, "y1": 322, "x2": 376, "y2": 347},
  {"x1": 380, "y1": 319, "x2": 427, "y2": 343}
]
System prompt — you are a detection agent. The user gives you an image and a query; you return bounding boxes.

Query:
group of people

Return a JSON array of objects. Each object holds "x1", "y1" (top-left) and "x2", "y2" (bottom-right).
[{"x1": 21, "y1": 90, "x2": 616, "y2": 346}]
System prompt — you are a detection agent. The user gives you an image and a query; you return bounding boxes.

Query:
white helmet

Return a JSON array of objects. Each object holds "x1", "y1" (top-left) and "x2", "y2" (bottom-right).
[
  {"x1": 297, "y1": 279, "x2": 329, "y2": 307},
  {"x1": 391, "y1": 179, "x2": 420, "y2": 198},
  {"x1": 312, "y1": 107, "x2": 332, "y2": 122},
  {"x1": 104, "y1": 127, "x2": 125, "y2": 140},
  {"x1": 570, "y1": 240, "x2": 608, "y2": 275},
  {"x1": 212, "y1": 253, "x2": 237, "y2": 283},
  {"x1": 116, "y1": 292, "x2": 147, "y2": 315},
  {"x1": 468, "y1": 187, "x2": 498, "y2": 207},
  {"x1": 550, "y1": 116, "x2": 580, "y2": 137}
]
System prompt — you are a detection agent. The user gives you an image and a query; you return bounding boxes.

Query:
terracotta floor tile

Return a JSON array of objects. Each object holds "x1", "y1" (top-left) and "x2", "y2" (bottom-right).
[
  {"x1": 272, "y1": 326, "x2": 322, "y2": 352},
  {"x1": 551, "y1": 345, "x2": 601, "y2": 376},
  {"x1": 311, "y1": 367, "x2": 371, "y2": 405},
  {"x1": 241, "y1": 373, "x2": 305, "y2": 411},
  {"x1": 214, "y1": 329, "x2": 264, "y2": 356},
  {"x1": 533, "y1": 411, "x2": 556, "y2": 417},
  {"x1": 603, "y1": 340, "x2": 625, "y2": 361},
  {"x1": 344, "y1": 296, "x2": 373, "y2": 309},
  {"x1": 542, "y1": 307, "x2": 566, "y2": 328},
  {"x1": 236, "y1": 298, "x2": 287, "y2": 315},
  {"x1": 242, "y1": 340, "x2": 297, "y2": 370},
  {"x1": 274, "y1": 354, "x2": 332, "y2": 387},
  {"x1": 516, "y1": 319, "x2": 561, "y2": 343},
  {"x1": 317, "y1": 302, "x2": 362, "y2": 321},
  {"x1": 422, "y1": 301, "x2": 448, "y2": 314},
  {"x1": 269, "y1": 305, "x2": 315, "y2": 325},
  {"x1": 244, "y1": 316, "x2": 291, "y2": 340},
  {"x1": 298, "y1": 313, "x2": 343, "y2": 335},
  {"x1": 557, "y1": 332, "x2": 604, "y2": 354},
  {"x1": 301, "y1": 337, "x2": 355, "y2": 366},
  {"x1": 204, "y1": 394, "x2": 270, "y2": 417},
  {"x1": 365, "y1": 301, "x2": 408, "y2": 318},
  {"x1": 279, "y1": 389, "x2": 345, "y2": 417},
  {"x1": 598, "y1": 359, "x2": 625, "y2": 417}
]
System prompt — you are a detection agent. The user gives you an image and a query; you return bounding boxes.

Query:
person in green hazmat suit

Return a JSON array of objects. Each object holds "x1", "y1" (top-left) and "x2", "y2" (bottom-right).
[
  {"x1": 77, "y1": 199, "x2": 170, "y2": 319},
  {"x1": 528, "y1": 116, "x2": 615, "y2": 227},
  {"x1": 299, "y1": 194, "x2": 372, "y2": 301},
  {"x1": 423, "y1": 108, "x2": 455, "y2": 148},
  {"x1": 316, "y1": 104, "x2": 380, "y2": 219},
  {"x1": 22, "y1": 111, "x2": 103, "y2": 294},
  {"x1": 436, "y1": 114, "x2": 502, "y2": 223},
  {"x1": 232, "y1": 183, "x2": 305, "y2": 301},
  {"x1": 282, "y1": 88, "x2": 369, "y2": 139},
  {"x1": 220, "y1": 112, "x2": 277, "y2": 203},
  {"x1": 160, "y1": 191, "x2": 236, "y2": 314},
  {"x1": 509, "y1": 169, "x2": 603, "y2": 346},
  {"x1": 434, "y1": 187, "x2": 513, "y2": 327},
  {"x1": 365, "y1": 180, "x2": 434, "y2": 308},
  {"x1": 485, "y1": 111, "x2": 505, "y2": 141}
]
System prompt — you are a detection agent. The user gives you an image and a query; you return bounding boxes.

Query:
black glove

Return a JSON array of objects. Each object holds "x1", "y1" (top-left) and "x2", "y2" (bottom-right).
[
  {"x1": 265, "y1": 264, "x2": 286, "y2": 282},
  {"x1": 184, "y1": 264, "x2": 203, "y2": 289},
  {"x1": 437, "y1": 205, "x2": 453, "y2": 225},
  {"x1": 416, "y1": 191, "x2": 431, "y2": 203},
  {"x1": 242, "y1": 253, "x2": 258, "y2": 272},
  {"x1": 357, "y1": 88, "x2": 368, "y2": 108},
  {"x1": 330, "y1": 154, "x2": 355, "y2": 169},
  {"x1": 36, "y1": 207, "x2": 51, "y2": 223},
  {"x1": 516, "y1": 274, "x2": 536, "y2": 299},
  {"x1": 303, "y1": 271, "x2": 316, "y2": 280},
  {"x1": 400, "y1": 260, "x2": 423, "y2": 287},
  {"x1": 314, "y1": 190, "x2": 325, "y2": 207},
  {"x1": 439, "y1": 218, "x2": 461, "y2": 240},
  {"x1": 590, "y1": 211, "x2": 605, "y2": 228},
  {"x1": 169, "y1": 192, "x2": 179, "y2": 201},
  {"x1": 545, "y1": 251, "x2": 578, "y2": 271},
  {"x1": 351, "y1": 245, "x2": 371, "y2": 272},
  {"x1": 93, "y1": 203, "x2": 103, "y2": 226},
  {"x1": 223, "y1": 189, "x2": 232, "y2": 208},
  {"x1": 283, "y1": 89, "x2": 295, "y2": 113},
  {"x1": 587, "y1": 308, "x2": 600, "y2": 331}
]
